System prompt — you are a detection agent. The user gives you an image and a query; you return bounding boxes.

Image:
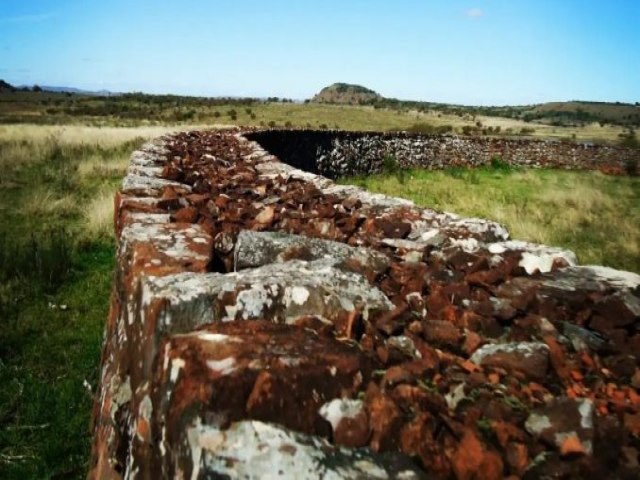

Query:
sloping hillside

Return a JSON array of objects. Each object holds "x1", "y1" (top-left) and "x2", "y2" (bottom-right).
[
  {"x1": 526, "y1": 101, "x2": 640, "y2": 126},
  {"x1": 311, "y1": 83, "x2": 382, "y2": 105},
  {"x1": 0, "y1": 79, "x2": 16, "y2": 93}
]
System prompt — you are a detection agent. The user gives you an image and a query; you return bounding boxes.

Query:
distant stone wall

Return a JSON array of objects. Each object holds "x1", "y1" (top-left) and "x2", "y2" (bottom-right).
[
  {"x1": 246, "y1": 130, "x2": 639, "y2": 178},
  {"x1": 90, "y1": 128, "x2": 640, "y2": 479}
]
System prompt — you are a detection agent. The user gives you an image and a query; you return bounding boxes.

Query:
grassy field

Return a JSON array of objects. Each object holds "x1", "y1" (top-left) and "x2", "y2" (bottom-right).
[
  {"x1": 342, "y1": 165, "x2": 640, "y2": 273},
  {"x1": 0, "y1": 125, "x2": 194, "y2": 478},
  {"x1": 1, "y1": 90, "x2": 638, "y2": 145}
]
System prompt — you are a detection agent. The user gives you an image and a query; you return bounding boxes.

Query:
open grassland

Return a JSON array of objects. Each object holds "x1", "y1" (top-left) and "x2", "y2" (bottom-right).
[
  {"x1": 0, "y1": 125, "x2": 191, "y2": 478},
  {"x1": 1, "y1": 91, "x2": 637, "y2": 145},
  {"x1": 342, "y1": 166, "x2": 640, "y2": 273}
]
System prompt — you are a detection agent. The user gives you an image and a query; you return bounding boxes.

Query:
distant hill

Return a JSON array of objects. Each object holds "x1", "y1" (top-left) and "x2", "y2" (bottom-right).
[
  {"x1": 311, "y1": 83, "x2": 382, "y2": 105},
  {"x1": 7, "y1": 82, "x2": 118, "y2": 96},
  {"x1": 0, "y1": 79, "x2": 17, "y2": 93},
  {"x1": 37, "y1": 85, "x2": 117, "y2": 96},
  {"x1": 525, "y1": 101, "x2": 640, "y2": 126}
]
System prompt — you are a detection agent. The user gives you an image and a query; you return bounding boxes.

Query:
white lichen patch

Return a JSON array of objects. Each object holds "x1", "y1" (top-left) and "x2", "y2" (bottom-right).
[
  {"x1": 470, "y1": 341, "x2": 549, "y2": 364},
  {"x1": 284, "y1": 286, "x2": 310, "y2": 306},
  {"x1": 236, "y1": 285, "x2": 273, "y2": 319},
  {"x1": 525, "y1": 413, "x2": 553, "y2": 436},
  {"x1": 578, "y1": 399, "x2": 594, "y2": 429},
  {"x1": 578, "y1": 265, "x2": 640, "y2": 289},
  {"x1": 445, "y1": 383, "x2": 467, "y2": 411},
  {"x1": 206, "y1": 357, "x2": 237, "y2": 376},
  {"x1": 170, "y1": 358, "x2": 186, "y2": 383},
  {"x1": 139, "y1": 394, "x2": 153, "y2": 422},
  {"x1": 319, "y1": 398, "x2": 364, "y2": 431},
  {"x1": 448, "y1": 217, "x2": 509, "y2": 241},
  {"x1": 449, "y1": 237, "x2": 480, "y2": 253},
  {"x1": 109, "y1": 375, "x2": 132, "y2": 418},
  {"x1": 186, "y1": 420, "x2": 413, "y2": 480},
  {"x1": 121, "y1": 174, "x2": 188, "y2": 196}
]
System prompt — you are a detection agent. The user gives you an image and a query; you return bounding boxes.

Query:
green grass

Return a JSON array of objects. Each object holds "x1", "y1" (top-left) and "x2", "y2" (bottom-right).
[
  {"x1": 1, "y1": 90, "x2": 637, "y2": 144},
  {"x1": 0, "y1": 128, "x2": 157, "y2": 478},
  {"x1": 342, "y1": 166, "x2": 640, "y2": 273}
]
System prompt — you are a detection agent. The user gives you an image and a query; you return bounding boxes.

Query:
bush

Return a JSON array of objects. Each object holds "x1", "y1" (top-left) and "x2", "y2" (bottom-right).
[
  {"x1": 490, "y1": 155, "x2": 512, "y2": 171},
  {"x1": 0, "y1": 229, "x2": 74, "y2": 294},
  {"x1": 408, "y1": 123, "x2": 453, "y2": 135},
  {"x1": 624, "y1": 157, "x2": 639, "y2": 176},
  {"x1": 382, "y1": 154, "x2": 407, "y2": 184}
]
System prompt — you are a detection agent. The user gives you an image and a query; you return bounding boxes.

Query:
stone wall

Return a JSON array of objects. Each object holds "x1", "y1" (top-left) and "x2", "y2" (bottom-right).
[
  {"x1": 246, "y1": 130, "x2": 640, "y2": 179},
  {"x1": 90, "y1": 128, "x2": 640, "y2": 479}
]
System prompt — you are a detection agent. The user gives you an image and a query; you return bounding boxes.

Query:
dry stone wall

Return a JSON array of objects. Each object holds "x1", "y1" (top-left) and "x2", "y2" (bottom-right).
[
  {"x1": 90, "y1": 128, "x2": 640, "y2": 479},
  {"x1": 246, "y1": 130, "x2": 639, "y2": 179}
]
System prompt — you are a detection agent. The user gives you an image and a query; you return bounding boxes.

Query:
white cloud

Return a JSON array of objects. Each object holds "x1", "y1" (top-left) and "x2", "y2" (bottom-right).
[{"x1": 466, "y1": 8, "x2": 484, "y2": 18}]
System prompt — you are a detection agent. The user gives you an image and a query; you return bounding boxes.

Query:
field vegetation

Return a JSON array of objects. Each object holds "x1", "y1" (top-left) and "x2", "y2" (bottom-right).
[
  {"x1": 1, "y1": 89, "x2": 638, "y2": 145},
  {"x1": 0, "y1": 124, "x2": 194, "y2": 478}
]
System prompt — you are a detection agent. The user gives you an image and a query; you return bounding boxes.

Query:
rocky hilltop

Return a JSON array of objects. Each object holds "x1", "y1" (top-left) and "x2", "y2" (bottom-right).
[{"x1": 311, "y1": 82, "x2": 382, "y2": 105}]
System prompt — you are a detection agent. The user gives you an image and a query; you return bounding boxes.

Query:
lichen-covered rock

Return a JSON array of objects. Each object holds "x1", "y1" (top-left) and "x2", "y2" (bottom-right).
[
  {"x1": 470, "y1": 342, "x2": 550, "y2": 380},
  {"x1": 235, "y1": 230, "x2": 390, "y2": 275},
  {"x1": 187, "y1": 420, "x2": 428, "y2": 480},
  {"x1": 143, "y1": 320, "x2": 376, "y2": 477},
  {"x1": 525, "y1": 398, "x2": 595, "y2": 456}
]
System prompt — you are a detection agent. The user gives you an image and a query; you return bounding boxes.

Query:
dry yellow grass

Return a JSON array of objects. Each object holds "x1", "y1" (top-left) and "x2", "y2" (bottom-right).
[
  {"x1": 77, "y1": 153, "x2": 130, "y2": 178},
  {"x1": 0, "y1": 124, "x2": 218, "y2": 146},
  {"x1": 83, "y1": 187, "x2": 116, "y2": 238},
  {"x1": 21, "y1": 189, "x2": 77, "y2": 218}
]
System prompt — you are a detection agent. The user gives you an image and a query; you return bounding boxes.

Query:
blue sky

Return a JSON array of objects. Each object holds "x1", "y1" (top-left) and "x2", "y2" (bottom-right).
[{"x1": 0, "y1": 0, "x2": 638, "y2": 105}]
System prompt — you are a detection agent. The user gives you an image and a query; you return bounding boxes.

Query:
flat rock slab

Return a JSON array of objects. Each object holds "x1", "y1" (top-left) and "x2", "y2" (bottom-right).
[
  {"x1": 235, "y1": 230, "x2": 390, "y2": 275},
  {"x1": 141, "y1": 258, "x2": 393, "y2": 335},
  {"x1": 189, "y1": 420, "x2": 429, "y2": 480}
]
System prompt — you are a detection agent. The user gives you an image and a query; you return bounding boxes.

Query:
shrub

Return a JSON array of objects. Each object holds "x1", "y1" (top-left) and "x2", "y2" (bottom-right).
[
  {"x1": 284, "y1": 121, "x2": 292, "y2": 128},
  {"x1": 624, "y1": 157, "x2": 639, "y2": 176},
  {"x1": 382, "y1": 154, "x2": 408, "y2": 184},
  {"x1": 0, "y1": 229, "x2": 74, "y2": 293},
  {"x1": 490, "y1": 155, "x2": 512, "y2": 171}
]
